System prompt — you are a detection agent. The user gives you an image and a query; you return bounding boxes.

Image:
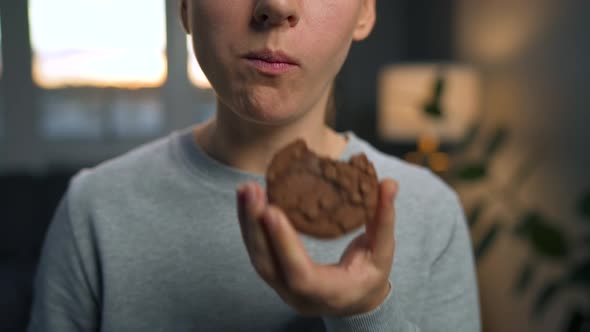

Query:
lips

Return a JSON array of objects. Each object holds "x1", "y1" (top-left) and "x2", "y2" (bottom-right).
[
  {"x1": 244, "y1": 49, "x2": 299, "y2": 65},
  {"x1": 243, "y1": 49, "x2": 300, "y2": 75}
]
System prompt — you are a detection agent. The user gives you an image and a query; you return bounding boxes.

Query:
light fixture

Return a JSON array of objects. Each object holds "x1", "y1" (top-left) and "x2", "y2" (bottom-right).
[{"x1": 377, "y1": 63, "x2": 481, "y2": 144}]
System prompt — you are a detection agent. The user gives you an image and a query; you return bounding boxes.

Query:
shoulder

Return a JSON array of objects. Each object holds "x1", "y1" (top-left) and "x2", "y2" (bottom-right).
[
  {"x1": 66, "y1": 133, "x2": 178, "y2": 218},
  {"x1": 354, "y1": 136, "x2": 459, "y2": 206},
  {"x1": 353, "y1": 135, "x2": 464, "y2": 256}
]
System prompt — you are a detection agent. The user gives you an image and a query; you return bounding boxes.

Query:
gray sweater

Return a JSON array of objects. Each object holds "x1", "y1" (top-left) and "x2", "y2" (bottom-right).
[{"x1": 28, "y1": 128, "x2": 481, "y2": 332}]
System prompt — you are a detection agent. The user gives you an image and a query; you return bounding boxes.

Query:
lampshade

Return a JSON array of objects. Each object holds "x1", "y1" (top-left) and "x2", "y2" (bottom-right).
[{"x1": 377, "y1": 64, "x2": 481, "y2": 143}]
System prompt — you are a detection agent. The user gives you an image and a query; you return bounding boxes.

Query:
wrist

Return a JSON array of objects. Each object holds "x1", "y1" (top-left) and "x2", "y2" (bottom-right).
[
  {"x1": 361, "y1": 281, "x2": 391, "y2": 313},
  {"x1": 337, "y1": 281, "x2": 391, "y2": 317}
]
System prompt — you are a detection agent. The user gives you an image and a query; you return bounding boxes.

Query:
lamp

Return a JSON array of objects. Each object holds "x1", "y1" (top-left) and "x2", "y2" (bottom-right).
[{"x1": 377, "y1": 63, "x2": 481, "y2": 144}]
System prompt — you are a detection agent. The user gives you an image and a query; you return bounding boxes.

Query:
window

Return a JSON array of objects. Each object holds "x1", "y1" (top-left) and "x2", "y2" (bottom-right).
[
  {"x1": 0, "y1": 1, "x2": 215, "y2": 169},
  {"x1": 28, "y1": 1, "x2": 167, "y2": 140},
  {"x1": 187, "y1": 37, "x2": 212, "y2": 89},
  {"x1": 40, "y1": 93, "x2": 103, "y2": 139},
  {"x1": 40, "y1": 90, "x2": 163, "y2": 140},
  {"x1": 29, "y1": 0, "x2": 167, "y2": 89}
]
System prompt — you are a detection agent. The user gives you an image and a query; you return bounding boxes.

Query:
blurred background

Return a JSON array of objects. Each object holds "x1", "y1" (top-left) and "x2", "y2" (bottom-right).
[{"x1": 0, "y1": 0, "x2": 588, "y2": 331}]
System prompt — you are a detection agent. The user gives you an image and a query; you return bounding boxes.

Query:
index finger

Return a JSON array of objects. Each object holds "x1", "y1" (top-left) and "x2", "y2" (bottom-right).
[
  {"x1": 236, "y1": 182, "x2": 280, "y2": 282},
  {"x1": 262, "y1": 206, "x2": 314, "y2": 291}
]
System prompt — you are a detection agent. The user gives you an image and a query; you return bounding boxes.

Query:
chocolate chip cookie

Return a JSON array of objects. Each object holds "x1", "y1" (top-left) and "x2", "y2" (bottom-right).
[{"x1": 266, "y1": 139, "x2": 379, "y2": 239}]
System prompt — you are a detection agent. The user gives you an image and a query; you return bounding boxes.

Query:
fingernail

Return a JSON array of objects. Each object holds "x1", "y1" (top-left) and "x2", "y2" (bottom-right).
[
  {"x1": 390, "y1": 184, "x2": 399, "y2": 200},
  {"x1": 383, "y1": 183, "x2": 397, "y2": 205}
]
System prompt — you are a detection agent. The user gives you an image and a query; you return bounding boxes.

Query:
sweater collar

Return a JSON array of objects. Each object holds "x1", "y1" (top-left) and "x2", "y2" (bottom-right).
[{"x1": 173, "y1": 126, "x2": 367, "y2": 193}]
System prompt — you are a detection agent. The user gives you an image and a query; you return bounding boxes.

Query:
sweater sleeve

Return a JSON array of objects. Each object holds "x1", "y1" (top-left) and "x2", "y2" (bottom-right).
[
  {"x1": 418, "y1": 196, "x2": 482, "y2": 331},
  {"x1": 27, "y1": 189, "x2": 100, "y2": 331},
  {"x1": 321, "y1": 282, "x2": 420, "y2": 331},
  {"x1": 321, "y1": 195, "x2": 481, "y2": 332}
]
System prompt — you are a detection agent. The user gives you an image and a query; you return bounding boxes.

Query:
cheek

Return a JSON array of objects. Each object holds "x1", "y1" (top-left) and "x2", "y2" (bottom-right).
[
  {"x1": 187, "y1": 0, "x2": 359, "y2": 122},
  {"x1": 190, "y1": 0, "x2": 244, "y2": 30},
  {"x1": 303, "y1": 3, "x2": 359, "y2": 76},
  {"x1": 189, "y1": 1, "x2": 248, "y2": 84}
]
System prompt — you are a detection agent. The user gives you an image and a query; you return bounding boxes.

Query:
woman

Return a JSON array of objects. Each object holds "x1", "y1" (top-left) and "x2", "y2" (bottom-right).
[{"x1": 28, "y1": 1, "x2": 481, "y2": 331}]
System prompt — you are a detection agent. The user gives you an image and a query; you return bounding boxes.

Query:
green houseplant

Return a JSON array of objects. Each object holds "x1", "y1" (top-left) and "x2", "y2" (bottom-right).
[{"x1": 419, "y1": 74, "x2": 590, "y2": 331}]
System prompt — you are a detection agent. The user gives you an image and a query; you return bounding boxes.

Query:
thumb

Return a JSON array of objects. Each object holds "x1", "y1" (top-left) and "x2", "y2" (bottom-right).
[{"x1": 367, "y1": 179, "x2": 399, "y2": 268}]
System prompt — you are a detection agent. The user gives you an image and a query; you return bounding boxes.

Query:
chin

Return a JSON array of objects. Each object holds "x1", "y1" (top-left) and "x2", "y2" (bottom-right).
[
  {"x1": 219, "y1": 83, "x2": 310, "y2": 126},
  {"x1": 235, "y1": 94, "x2": 305, "y2": 126},
  {"x1": 237, "y1": 106, "x2": 302, "y2": 126}
]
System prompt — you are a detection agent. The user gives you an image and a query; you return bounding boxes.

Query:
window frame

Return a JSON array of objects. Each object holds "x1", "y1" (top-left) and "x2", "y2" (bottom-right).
[{"x1": 0, "y1": 0, "x2": 216, "y2": 171}]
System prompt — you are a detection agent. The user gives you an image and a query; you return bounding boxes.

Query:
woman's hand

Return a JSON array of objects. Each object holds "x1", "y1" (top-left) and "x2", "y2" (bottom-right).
[{"x1": 236, "y1": 179, "x2": 399, "y2": 317}]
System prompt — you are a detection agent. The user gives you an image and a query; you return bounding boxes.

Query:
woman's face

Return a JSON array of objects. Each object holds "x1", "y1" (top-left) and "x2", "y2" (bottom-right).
[{"x1": 181, "y1": 0, "x2": 376, "y2": 125}]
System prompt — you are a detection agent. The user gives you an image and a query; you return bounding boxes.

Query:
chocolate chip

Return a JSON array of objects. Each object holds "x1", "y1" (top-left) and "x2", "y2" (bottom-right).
[
  {"x1": 319, "y1": 194, "x2": 337, "y2": 210},
  {"x1": 360, "y1": 180, "x2": 372, "y2": 194},
  {"x1": 323, "y1": 163, "x2": 338, "y2": 180},
  {"x1": 351, "y1": 192, "x2": 363, "y2": 204}
]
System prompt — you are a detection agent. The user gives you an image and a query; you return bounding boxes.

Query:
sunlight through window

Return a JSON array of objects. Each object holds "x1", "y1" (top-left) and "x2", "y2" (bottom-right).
[
  {"x1": 187, "y1": 37, "x2": 212, "y2": 89},
  {"x1": 29, "y1": 0, "x2": 167, "y2": 89}
]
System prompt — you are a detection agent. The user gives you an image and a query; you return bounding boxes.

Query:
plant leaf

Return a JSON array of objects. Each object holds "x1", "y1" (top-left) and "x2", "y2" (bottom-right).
[
  {"x1": 510, "y1": 160, "x2": 537, "y2": 193},
  {"x1": 513, "y1": 212, "x2": 542, "y2": 238},
  {"x1": 468, "y1": 201, "x2": 485, "y2": 228},
  {"x1": 577, "y1": 190, "x2": 590, "y2": 221},
  {"x1": 568, "y1": 259, "x2": 590, "y2": 285},
  {"x1": 475, "y1": 224, "x2": 501, "y2": 260},
  {"x1": 458, "y1": 164, "x2": 487, "y2": 181},
  {"x1": 455, "y1": 122, "x2": 481, "y2": 152},
  {"x1": 565, "y1": 308, "x2": 589, "y2": 332},
  {"x1": 485, "y1": 127, "x2": 509, "y2": 158},
  {"x1": 513, "y1": 212, "x2": 569, "y2": 258},
  {"x1": 513, "y1": 261, "x2": 536, "y2": 296},
  {"x1": 529, "y1": 222, "x2": 569, "y2": 259},
  {"x1": 533, "y1": 281, "x2": 561, "y2": 317}
]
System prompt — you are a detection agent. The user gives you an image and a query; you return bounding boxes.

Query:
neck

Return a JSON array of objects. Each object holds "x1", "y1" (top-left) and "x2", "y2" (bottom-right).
[{"x1": 192, "y1": 95, "x2": 347, "y2": 176}]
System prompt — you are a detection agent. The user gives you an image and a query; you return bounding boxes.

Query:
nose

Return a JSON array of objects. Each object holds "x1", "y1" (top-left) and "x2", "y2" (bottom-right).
[{"x1": 253, "y1": 0, "x2": 300, "y2": 28}]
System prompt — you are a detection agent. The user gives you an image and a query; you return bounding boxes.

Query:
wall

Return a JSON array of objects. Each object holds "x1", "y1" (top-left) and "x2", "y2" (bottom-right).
[{"x1": 336, "y1": 0, "x2": 455, "y2": 157}]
